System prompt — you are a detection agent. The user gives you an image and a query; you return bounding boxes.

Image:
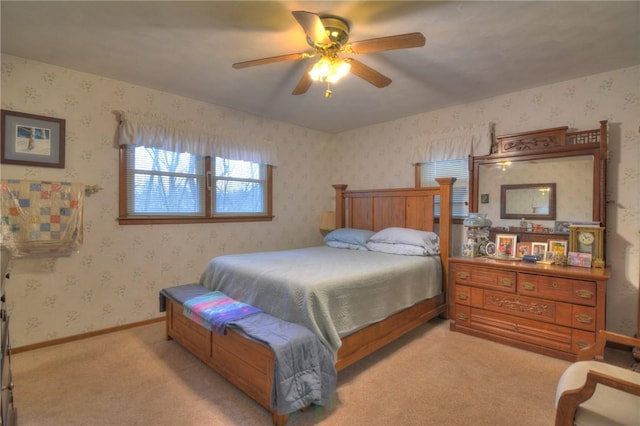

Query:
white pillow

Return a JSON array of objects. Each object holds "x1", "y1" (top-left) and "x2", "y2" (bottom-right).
[
  {"x1": 366, "y1": 242, "x2": 427, "y2": 256},
  {"x1": 368, "y1": 227, "x2": 440, "y2": 255},
  {"x1": 326, "y1": 240, "x2": 369, "y2": 251}
]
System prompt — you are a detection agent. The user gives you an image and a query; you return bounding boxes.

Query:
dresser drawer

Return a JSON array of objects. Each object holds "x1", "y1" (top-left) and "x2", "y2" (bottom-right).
[
  {"x1": 571, "y1": 305, "x2": 597, "y2": 331},
  {"x1": 518, "y1": 273, "x2": 597, "y2": 306},
  {"x1": 572, "y1": 329, "x2": 596, "y2": 353},
  {"x1": 454, "y1": 284, "x2": 472, "y2": 306},
  {"x1": 453, "y1": 264, "x2": 516, "y2": 293},
  {"x1": 470, "y1": 308, "x2": 573, "y2": 353},
  {"x1": 454, "y1": 304, "x2": 471, "y2": 324},
  {"x1": 482, "y1": 290, "x2": 572, "y2": 326}
]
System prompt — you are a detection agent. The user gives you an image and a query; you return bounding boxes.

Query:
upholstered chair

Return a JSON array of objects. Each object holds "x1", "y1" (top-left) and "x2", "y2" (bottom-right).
[{"x1": 555, "y1": 330, "x2": 640, "y2": 425}]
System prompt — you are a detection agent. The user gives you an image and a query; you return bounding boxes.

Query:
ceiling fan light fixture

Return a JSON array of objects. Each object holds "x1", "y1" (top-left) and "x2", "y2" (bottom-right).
[
  {"x1": 309, "y1": 57, "x2": 351, "y2": 83},
  {"x1": 319, "y1": 17, "x2": 350, "y2": 47},
  {"x1": 234, "y1": 11, "x2": 425, "y2": 97}
]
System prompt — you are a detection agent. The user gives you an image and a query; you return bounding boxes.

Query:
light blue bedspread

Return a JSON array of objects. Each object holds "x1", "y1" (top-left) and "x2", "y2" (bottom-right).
[{"x1": 199, "y1": 246, "x2": 442, "y2": 359}]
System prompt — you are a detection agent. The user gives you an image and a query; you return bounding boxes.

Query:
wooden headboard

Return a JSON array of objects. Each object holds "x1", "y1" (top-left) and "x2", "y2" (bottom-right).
[{"x1": 333, "y1": 177, "x2": 456, "y2": 287}]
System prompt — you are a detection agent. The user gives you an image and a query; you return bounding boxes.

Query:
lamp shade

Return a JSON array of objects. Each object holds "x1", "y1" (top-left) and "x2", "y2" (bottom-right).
[
  {"x1": 319, "y1": 211, "x2": 336, "y2": 235},
  {"x1": 309, "y1": 58, "x2": 351, "y2": 83}
]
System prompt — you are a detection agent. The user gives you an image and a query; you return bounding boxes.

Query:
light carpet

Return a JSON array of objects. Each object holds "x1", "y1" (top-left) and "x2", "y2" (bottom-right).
[{"x1": 12, "y1": 318, "x2": 570, "y2": 425}]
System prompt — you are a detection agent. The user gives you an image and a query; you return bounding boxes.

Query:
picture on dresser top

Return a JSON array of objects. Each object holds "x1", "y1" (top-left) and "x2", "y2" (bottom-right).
[{"x1": 495, "y1": 234, "x2": 517, "y2": 258}]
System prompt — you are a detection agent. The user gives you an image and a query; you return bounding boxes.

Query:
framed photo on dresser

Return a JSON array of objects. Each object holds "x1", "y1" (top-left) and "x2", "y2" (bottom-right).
[
  {"x1": 531, "y1": 242, "x2": 547, "y2": 259},
  {"x1": 548, "y1": 239, "x2": 568, "y2": 257},
  {"x1": 495, "y1": 234, "x2": 517, "y2": 258},
  {"x1": 516, "y1": 242, "x2": 531, "y2": 257},
  {"x1": 567, "y1": 252, "x2": 592, "y2": 268}
]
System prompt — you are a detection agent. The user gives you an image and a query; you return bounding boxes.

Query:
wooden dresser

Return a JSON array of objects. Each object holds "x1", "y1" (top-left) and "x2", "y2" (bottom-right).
[{"x1": 449, "y1": 256, "x2": 609, "y2": 361}]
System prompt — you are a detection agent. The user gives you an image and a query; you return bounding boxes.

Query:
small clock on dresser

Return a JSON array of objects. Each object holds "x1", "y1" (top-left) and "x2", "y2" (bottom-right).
[{"x1": 569, "y1": 226, "x2": 605, "y2": 268}]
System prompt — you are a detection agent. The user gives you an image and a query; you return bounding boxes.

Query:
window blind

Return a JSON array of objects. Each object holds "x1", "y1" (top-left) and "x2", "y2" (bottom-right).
[{"x1": 420, "y1": 158, "x2": 469, "y2": 218}]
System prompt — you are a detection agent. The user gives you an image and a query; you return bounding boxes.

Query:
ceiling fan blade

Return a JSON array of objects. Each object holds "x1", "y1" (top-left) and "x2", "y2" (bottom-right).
[
  {"x1": 347, "y1": 59, "x2": 391, "y2": 88},
  {"x1": 348, "y1": 32, "x2": 425, "y2": 54},
  {"x1": 292, "y1": 10, "x2": 331, "y2": 46},
  {"x1": 232, "y1": 52, "x2": 310, "y2": 69},
  {"x1": 292, "y1": 63, "x2": 316, "y2": 95}
]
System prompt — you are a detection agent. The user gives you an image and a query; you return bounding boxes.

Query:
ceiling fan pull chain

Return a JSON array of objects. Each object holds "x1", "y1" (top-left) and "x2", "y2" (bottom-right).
[{"x1": 325, "y1": 82, "x2": 332, "y2": 98}]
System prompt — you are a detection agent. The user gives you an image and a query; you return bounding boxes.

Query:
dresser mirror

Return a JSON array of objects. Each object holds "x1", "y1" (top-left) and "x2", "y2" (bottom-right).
[{"x1": 470, "y1": 121, "x2": 607, "y2": 231}]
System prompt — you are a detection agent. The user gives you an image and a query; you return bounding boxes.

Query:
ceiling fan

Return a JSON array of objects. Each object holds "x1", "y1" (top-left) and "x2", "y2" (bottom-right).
[{"x1": 232, "y1": 10, "x2": 426, "y2": 98}]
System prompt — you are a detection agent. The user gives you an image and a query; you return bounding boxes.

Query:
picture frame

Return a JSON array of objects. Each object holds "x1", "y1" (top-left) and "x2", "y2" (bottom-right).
[
  {"x1": 548, "y1": 239, "x2": 568, "y2": 257},
  {"x1": 569, "y1": 225, "x2": 605, "y2": 268},
  {"x1": 554, "y1": 221, "x2": 571, "y2": 234},
  {"x1": 543, "y1": 251, "x2": 557, "y2": 263},
  {"x1": 495, "y1": 234, "x2": 517, "y2": 258},
  {"x1": 516, "y1": 242, "x2": 531, "y2": 257},
  {"x1": 531, "y1": 242, "x2": 547, "y2": 259},
  {"x1": 485, "y1": 241, "x2": 496, "y2": 256},
  {"x1": 567, "y1": 251, "x2": 592, "y2": 268},
  {"x1": 1, "y1": 109, "x2": 65, "y2": 168}
]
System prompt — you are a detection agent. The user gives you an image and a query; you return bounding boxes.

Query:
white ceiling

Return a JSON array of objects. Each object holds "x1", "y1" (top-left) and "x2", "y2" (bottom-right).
[{"x1": 2, "y1": 1, "x2": 639, "y2": 134}]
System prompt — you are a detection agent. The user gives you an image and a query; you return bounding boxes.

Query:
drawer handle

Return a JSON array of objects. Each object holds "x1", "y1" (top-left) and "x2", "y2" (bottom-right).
[
  {"x1": 522, "y1": 282, "x2": 535, "y2": 291},
  {"x1": 457, "y1": 313, "x2": 468, "y2": 321},
  {"x1": 576, "y1": 314, "x2": 593, "y2": 324},
  {"x1": 457, "y1": 272, "x2": 469, "y2": 280},
  {"x1": 552, "y1": 281, "x2": 558, "y2": 288},
  {"x1": 576, "y1": 340, "x2": 590, "y2": 349},
  {"x1": 500, "y1": 278, "x2": 513, "y2": 287},
  {"x1": 576, "y1": 289, "x2": 593, "y2": 299},
  {"x1": 457, "y1": 292, "x2": 469, "y2": 301}
]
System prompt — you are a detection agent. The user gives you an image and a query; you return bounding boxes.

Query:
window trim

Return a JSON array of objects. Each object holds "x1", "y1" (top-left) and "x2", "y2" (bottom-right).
[{"x1": 118, "y1": 145, "x2": 273, "y2": 225}]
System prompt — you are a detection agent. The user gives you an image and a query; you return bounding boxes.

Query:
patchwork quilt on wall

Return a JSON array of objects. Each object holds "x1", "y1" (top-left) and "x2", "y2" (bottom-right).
[{"x1": 0, "y1": 180, "x2": 84, "y2": 257}]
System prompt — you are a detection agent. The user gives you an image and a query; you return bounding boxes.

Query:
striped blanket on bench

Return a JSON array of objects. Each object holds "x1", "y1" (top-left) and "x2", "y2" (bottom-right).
[{"x1": 183, "y1": 290, "x2": 262, "y2": 334}]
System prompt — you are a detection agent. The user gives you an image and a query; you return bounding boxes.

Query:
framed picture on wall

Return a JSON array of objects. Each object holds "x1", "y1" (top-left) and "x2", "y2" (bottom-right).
[{"x1": 1, "y1": 109, "x2": 66, "y2": 168}]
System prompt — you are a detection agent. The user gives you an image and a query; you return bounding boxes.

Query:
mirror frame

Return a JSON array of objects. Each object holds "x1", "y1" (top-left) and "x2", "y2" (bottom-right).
[
  {"x1": 470, "y1": 121, "x2": 608, "y2": 226},
  {"x1": 500, "y1": 183, "x2": 556, "y2": 220}
]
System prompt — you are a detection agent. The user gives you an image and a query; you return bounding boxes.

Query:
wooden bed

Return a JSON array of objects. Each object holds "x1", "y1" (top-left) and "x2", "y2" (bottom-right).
[{"x1": 164, "y1": 177, "x2": 455, "y2": 425}]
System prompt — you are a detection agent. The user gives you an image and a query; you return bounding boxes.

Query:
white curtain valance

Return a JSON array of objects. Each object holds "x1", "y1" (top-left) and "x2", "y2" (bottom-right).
[
  {"x1": 116, "y1": 111, "x2": 278, "y2": 166},
  {"x1": 410, "y1": 122, "x2": 494, "y2": 164}
]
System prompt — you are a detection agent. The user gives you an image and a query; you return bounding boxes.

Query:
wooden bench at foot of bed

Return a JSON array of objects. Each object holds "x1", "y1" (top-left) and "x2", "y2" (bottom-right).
[
  {"x1": 165, "y1": 297, "x2": 288, "y2": 426},
  {"x1": 165, "y1": 292, "x2": 446, "y2": 425}
]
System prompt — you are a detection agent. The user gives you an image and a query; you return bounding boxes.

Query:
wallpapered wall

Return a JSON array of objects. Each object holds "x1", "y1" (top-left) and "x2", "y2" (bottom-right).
[
  {"x1": 1, "y1": 54, "x2": 334, "y2": 347},
  {"x1": 1, "y1": 54, "x2": 639, "y2": 346},
  {"x1": 330, "y1": 65, "x2": 639, "y2": 336}
]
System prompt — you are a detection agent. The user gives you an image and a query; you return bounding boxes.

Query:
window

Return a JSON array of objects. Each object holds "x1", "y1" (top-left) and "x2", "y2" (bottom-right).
[
  {"x1": 420, "y1": 158, "x2": 469, "y2": 218},
  {"x1": 213, "y1": 157, "x2": 267, "y2": 215},
  {"x1": 119, "y1": 146, "x2": 272, "y2": 224}
]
